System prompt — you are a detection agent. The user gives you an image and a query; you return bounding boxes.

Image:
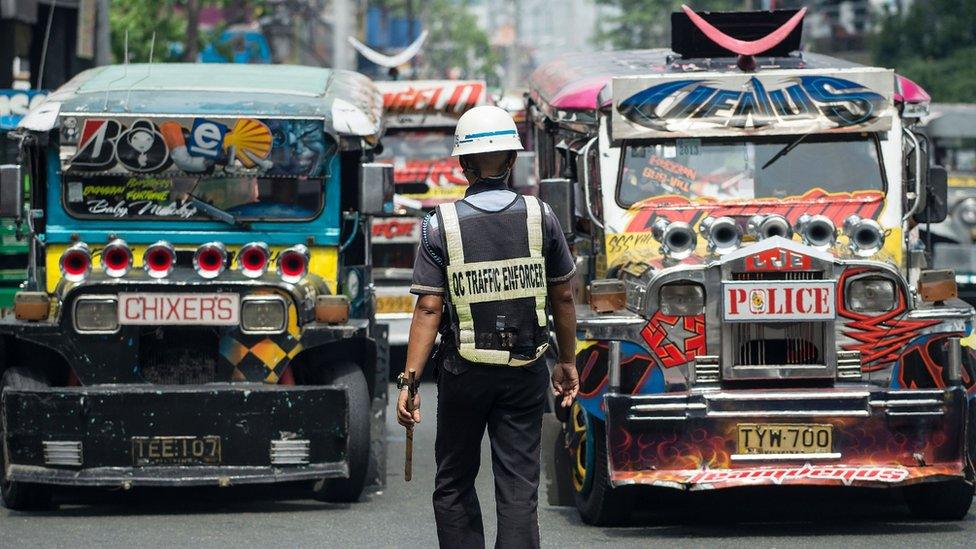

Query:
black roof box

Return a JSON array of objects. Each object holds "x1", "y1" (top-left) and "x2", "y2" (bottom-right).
[{"x1": 671, "y1": 9, "x2": 804, "y2": 58}]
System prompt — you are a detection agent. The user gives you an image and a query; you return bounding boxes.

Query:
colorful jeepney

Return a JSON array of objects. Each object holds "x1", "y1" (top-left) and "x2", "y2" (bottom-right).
[
  {"x1": 0, "y1": 89, "x2": 47, "y2": 308},
  {"x1": 530, "y1": 9, "x2": 973, "y2": 524},
  {"x1": 0, "y1": 64, "x2": 393, "y2": 509},
  {"x1": 923, "y1": 104, "x2": 976, "y2": 304},
  {"x1": 372, "y1": 80, "x2": 486, "y2": 345}
]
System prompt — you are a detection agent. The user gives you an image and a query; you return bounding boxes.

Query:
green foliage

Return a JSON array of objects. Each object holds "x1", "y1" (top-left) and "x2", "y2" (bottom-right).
[
  {"x1": 873, "y1": 0, "x2": 976, "y2": 102},
  {"x1": 110, "y1": 0, "x2": 186, "y2": 63},
  {"x1": 419, "y1": 0, "x2": 499, "y2": 82},
  {"x1": 593, "y1": 0, "x2": 743, "y2": 50}
]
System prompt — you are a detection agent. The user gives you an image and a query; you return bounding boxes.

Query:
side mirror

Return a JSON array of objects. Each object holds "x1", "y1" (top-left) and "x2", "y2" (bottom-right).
[
  {"x1": 359, "y1": 162, "x2": 394, "y2": 215},
  {"x1": 0, "y1": 164, "x2": 23, "y2": 219},
  {"x1": 511, "y1": 151, "x2": 537, "y2": 194},
  {"x1": 914, "y1": 165, "x2": 948, "y2": 224},
  {"x1": 539, "y1": 178, "x2": 574, "y2": 236}
]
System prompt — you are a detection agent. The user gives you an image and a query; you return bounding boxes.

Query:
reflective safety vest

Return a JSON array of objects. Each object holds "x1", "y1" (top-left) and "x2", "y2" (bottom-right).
[{"x1": 437, "y1": 195, "x2": 550, "y2": 366}]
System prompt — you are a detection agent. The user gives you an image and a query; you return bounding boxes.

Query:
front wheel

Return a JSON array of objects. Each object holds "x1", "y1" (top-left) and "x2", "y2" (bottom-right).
[
  {"x1": 568, "y1": 403, "x2": 633, "y2": 526},
  {"x1": 1, "y1": 367, "x2": 54, "y2": 510},
  {"x1": 904, "y1": 480, "x2": 974, "y2": 520},
  {"x1": 312, "y1": 361, "x2": 370, "y2": 503}
]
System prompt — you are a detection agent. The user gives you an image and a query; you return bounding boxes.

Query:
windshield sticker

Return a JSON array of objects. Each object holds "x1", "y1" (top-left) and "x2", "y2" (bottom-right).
[
  {"x1": 63, "y1": 117, "x2": 332, "y2": 178},
  {"x1": 612, "y1": 71, "x2": 894, "y2": 139}
]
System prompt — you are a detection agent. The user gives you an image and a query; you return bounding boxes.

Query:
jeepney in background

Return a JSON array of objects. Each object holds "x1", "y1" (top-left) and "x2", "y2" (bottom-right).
[
  {"x1": 496, "y1": 87, "x2": 539, "y2": 196},
  {"x1": 0, "y1": 63, "x2": 394, "y2": 510},
  {"x1": 530, "y1": 8, "x2": 974, "y2": 525},
  {"x1": 923, "y1": 104, "x2": 976, "y2": 305},
  {"x1": 0, "y1": 89, "x2": 47, "y2": 308},
  {"x1": 372, "y1": 80, "x2": 486, "y2": 345}
]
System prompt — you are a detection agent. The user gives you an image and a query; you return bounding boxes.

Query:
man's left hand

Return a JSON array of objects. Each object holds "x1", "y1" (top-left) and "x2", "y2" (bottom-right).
[{"x1": 551, "y1": 361, "x2": 579, "y2": 408}]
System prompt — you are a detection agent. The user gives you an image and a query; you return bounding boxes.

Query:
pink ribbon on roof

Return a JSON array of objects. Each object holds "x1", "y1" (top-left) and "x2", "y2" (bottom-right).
[{"x1": 681, "y1": 4, "x2": 808, "y2": 56}]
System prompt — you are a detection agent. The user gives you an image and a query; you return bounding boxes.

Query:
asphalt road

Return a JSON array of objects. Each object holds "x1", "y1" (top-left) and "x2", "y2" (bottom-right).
[{"x1": 2, "y1": 381, "x2": 975, "y2": 548}]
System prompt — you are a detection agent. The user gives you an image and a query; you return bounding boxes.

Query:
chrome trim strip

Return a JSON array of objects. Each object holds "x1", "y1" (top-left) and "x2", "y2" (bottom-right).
[
  {"x1": 608, "y1": 341, "x2": 621, "y2": 389},
  {"x1": 631, "y1": 403, "x2": 706, "y2": 412},
  {"x1": 731, "y1": 452, "x2": 842, "y2": 461},
  {"x1": 707, "y1": 410, "x2": 870, "y2": 417},
  {"x1": 626, "y1": 415, "x2": 689, "y2": 422},
  {"x1": 886, "y1": 411, "x2": 945, "y2": 417},
  {"x1": 706, "y1": 392, "x2": 870, "y2": 401},
  {"x1": 869, "y1": 399, "x2": 942, "y2": 408}
]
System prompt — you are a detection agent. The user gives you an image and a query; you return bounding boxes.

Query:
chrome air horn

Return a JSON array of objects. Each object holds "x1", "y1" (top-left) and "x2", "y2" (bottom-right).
[
  {"x1": 652, "y1": 218, "x2": 698, "y2": 260},
  {"x1": 699, "y1": 216, "x2": 741, "y2": 255},
  {"x1": 796, "y1": 214, "x2": 837, "y2": 250},
  {"x1": 844, "y1": 214, "x2": 885, "y2": 257},
  {"x1": 747, "y1": 214, "x2": 793, "y2": 240}
]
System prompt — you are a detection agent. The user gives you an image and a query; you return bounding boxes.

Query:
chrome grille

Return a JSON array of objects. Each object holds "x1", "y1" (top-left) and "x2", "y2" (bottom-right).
[
  {"x1": 732, "y1": 271, "x2": 824, "y2": 281},
  {"x1": 732, "y1": 322, "x2": 827, "y2": 366}
]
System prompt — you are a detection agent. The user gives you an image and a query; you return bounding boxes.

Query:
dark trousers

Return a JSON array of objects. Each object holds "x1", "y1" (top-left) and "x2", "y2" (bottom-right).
[{"x1": 433, "y1": 362, "x2": 548, "y2": 549}]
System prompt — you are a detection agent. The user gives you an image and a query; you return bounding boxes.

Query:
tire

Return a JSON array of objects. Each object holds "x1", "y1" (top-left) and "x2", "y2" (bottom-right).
[
  {"x1": 313, "y1": 361, "x2": 370, "y2": 503},
  {"x1": 570, "y1": 404, "x2": 633, "y2": 526},
  {"x1": 904, "y1": 480, "x2": 974, "y2": 520},
  {"x1": 1, "y1": 366, "x2": 54, "y2": 511}
]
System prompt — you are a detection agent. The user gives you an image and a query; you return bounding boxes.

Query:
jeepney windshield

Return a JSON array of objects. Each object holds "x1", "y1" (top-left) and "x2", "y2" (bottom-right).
[
  {"x1": 63, "y1": 175, "x2": 324, "y2": 221},
  {"x1": 378, "y1": 130, "x2": 455, "y2": 161},
  {"x1": 617, "y1": 134, "x2": 886, "y2": 207},
  {"x1": 934, "y1": 138, "x2": 976, "y2": 174}
]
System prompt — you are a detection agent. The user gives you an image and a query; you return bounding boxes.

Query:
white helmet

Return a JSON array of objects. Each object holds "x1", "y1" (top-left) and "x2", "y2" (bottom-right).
[{"x1": 451, "y1": 105, "x2": 523, "y2": 157}]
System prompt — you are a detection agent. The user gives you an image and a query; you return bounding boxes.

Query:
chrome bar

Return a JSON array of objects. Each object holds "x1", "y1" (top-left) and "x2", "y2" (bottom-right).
[
  {"x1": 707, "y1": 392, "x2": 871, "y2": 401},
  {"x1": 731, "y1": 452, "x2": 842, "y2": 462},
  {"x1": 608, "y1": 340, "x2": 621, "y2": 390},
  {"x1": 869, "y1": 399, "x2": 943, "y2": 408},
  {"x1": 631, "y1": 403, "x2": 707, "y2": 412},
  {"x1": 708, "y1": 410, "x2": 870, "y2": 417},
  {"x1": 947, "y1": 336, "x2": 962, "y2": 383}
]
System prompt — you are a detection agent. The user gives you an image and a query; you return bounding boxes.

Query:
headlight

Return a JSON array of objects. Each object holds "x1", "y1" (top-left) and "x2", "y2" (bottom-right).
[
  {"x1": 956, "y1": 198, "x2": 976, "y2": 226},
  {"x1": 241, "y1": 297, "x2": 287, "y2": 333},
  {"x1": 74, "y1": 296, "x2": 119, "y2": 333},
  {"x1": 846, "y1": 277, "x2": 897, "y2": 313},
  {"x1": 659, "y1": 283, "x2": 704, "y2": 316}
]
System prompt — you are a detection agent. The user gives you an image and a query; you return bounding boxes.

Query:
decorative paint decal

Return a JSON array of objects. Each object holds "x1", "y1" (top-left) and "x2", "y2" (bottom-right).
[
  {"x1": 640, "y1": 311, "x2": 705, "y2": 368},
  {"x1": 838, "y1": 268, "x2": 939, "y2": 371},
  {"x1": 612, "y1": 70, "x2": 894, "y2": 139},
  {"x1": 895, "y1": 333, "x2": 976, "y2": 393},
  {"x1": 63, "y1": 117, "x2": 332, "y2": 178},
  {"x1": 371, "y1": 217, "x2": 420, "y2": 243},
  {"x1": 680, "y1": 465, "x2": 910, "y2": 486},
  {"x1": 378, "y1": 80, "x2": 487, "y2": 128}
]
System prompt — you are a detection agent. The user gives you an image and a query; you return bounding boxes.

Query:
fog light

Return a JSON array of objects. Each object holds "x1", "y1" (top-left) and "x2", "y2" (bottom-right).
[
  {"x1": 74, "y1": 296, "x2": 119, "y2": 333},
  {"x1": 241, "y1": 296, "x2": 287, "y2": 333},
  {"x1": 846, "y1": 276, "x2": 896, "y2": 312},
  {"x1": 659, "y1": 283, "x2": 704, "y2": 316}
]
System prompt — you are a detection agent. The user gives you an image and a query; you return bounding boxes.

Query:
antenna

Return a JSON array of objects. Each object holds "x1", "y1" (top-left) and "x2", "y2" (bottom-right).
[
  {"x1": 103, "y1": 29, "x2": 130, "y2": 110},
  {"x1": 36, "y1": 0, "x2": 58, "y2": 90},
  {"x1": 123, "y1": 32, "x2": 155, "y2": 112}
]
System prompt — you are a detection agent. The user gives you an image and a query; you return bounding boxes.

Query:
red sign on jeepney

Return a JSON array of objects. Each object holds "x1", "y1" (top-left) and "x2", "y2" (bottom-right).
[
  {"x1": 745, "y1": 247, "x2": 813, "y2": 271},
  {"x1": 371, "y1": 217, "x2": 420, "y2": 243},
  {"x1": 723, "y1": 281, "x2": 835, "y2": 321}
]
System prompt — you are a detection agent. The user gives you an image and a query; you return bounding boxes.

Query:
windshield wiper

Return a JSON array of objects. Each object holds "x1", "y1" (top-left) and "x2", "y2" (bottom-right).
[
  {"x1": 186, "y1": 193, "x2": 249, "y2": 229},
  {"x1": 761, "y1": 133, "x2": 810, "y2": 170}
]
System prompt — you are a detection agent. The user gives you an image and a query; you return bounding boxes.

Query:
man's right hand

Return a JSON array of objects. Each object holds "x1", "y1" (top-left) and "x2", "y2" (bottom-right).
[{"x1": 397, "y1": 389, "x2": 421, "y2": 428}]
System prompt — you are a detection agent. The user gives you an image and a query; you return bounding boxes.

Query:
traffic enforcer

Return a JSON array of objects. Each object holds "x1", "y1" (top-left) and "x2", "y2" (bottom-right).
[
  {"x1": 0, "y1": 64, "x2": 394, "y2": 509},
  {"x1": 530, "y1": 8, "x2": 975, "y2": 524}
]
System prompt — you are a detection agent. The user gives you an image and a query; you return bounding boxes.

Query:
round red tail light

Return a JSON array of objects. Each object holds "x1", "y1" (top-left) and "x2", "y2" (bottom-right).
[
  {"x1": 101, "y1": 239, "x2": 132, "y2": 277},
  {"x1": 60, "y1": 243, "x2": 92, "y2": 282},
  {"x1": 278, "y1": 245, "x2": 310, "y2": 283},
  {"x1": 238, "y1": 242, "x2": 270, "y2": 278},
  {"x1": 194, "y1": 242, "x2": 227, "y2": 279},
  {"x1": 143, "y1": 241, "x2": 175, "y2": 278}
]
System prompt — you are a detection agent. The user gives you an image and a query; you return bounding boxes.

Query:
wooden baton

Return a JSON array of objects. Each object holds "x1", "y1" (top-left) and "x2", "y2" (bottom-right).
[{"x1": 404, "y1": 369, "x2": 417, "y2": 482}]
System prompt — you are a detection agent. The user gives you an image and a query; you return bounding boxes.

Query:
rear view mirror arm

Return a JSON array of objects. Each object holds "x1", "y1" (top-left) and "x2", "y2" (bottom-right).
[{"x1": 579, "y1": 136, "x2": 603, "y2": 231}]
